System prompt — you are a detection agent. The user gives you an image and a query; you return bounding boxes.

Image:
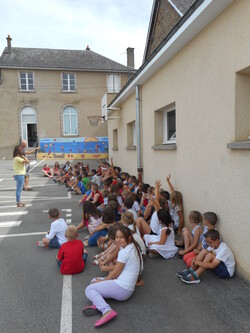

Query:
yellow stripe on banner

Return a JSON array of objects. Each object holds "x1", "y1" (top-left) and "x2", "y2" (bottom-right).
[{"x1": 37, "y1": 153, "x2": 109, "y2": 160}]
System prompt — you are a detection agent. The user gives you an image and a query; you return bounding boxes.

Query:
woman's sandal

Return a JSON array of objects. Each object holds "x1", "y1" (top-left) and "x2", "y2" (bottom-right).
[
  {"x1": 17, "y1": 202, "x2": 27, "y2": 207},
  {"x1": 92, "y1": 260, "x2": 99, "y2": 266}
]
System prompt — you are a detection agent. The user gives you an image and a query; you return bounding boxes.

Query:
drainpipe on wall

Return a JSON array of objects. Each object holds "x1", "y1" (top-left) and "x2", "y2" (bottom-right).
[{"x1": 136, "y1": 85, "x2": 143, "y2": 183}]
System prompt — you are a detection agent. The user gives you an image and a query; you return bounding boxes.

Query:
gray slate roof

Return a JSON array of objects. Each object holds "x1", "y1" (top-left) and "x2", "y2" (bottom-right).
[
  {"x1": 0, "y1": 47, "x2": 134, "y2": 72},
  {"x1": 170, "y1": 0, "x2": 197, "y2": 14}
]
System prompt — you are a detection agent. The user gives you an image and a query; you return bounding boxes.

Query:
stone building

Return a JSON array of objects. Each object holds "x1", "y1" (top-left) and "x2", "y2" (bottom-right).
[{"x1": 0, "y1": 37, "x2": 135, "y2": 158}]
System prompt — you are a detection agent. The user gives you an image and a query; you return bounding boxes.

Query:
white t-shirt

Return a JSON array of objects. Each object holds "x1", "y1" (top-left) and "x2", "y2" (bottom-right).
[
  {"x1": 46, "y1": 218, "x2": 68, "y2": 245},
  {"x1": 127, "y1": 224, "x2": 141, "y2": 237},
  {"x1": 92, "y1": 174, "x2": 101, "y2": 187},
  {"x1": 132, "y1": 201, "x2": 140, "y2": 214},
  {"x1": 207, "y1": 242, "x2": 235, "y2": 277},
  {"x1": 128, "y1": 208, "x2": 138, "y2": 221},
  {"x1": 115, "y1": 243, "x2": 141, "y2": 291},
  {"x1": 150, "y1": 211, "x2": 161, "y2": 235},
  {"x1": 168, "y1": 201, "x2": 181, "y2": 228}
]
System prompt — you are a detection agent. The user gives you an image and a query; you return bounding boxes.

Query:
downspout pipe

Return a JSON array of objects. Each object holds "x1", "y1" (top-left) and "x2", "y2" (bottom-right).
[{"x1": 136, "y1": 85, "x2": 143, "y2": 183}]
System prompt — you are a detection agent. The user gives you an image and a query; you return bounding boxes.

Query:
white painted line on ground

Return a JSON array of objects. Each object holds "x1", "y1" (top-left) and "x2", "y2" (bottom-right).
[
  {"x1": 0, "y1": 179, "x2": 3, "y2": 182},
  {"x1": 0, "y1": 204, "x2": 32, "y2": 209},
  {"x1": 0, "y1": 211, "x2": 28, "y2": 217},
  {"x1": 66, "y1": 219, "x2": 72, "y2": 225},
  {"x1": 0, "y1": 197, "x2": 70, "y2": 203},
  {"x1": 0, "y1": 221, "x2": 22, "y2": 227},
  {"x1": 29, "y1": 159, "x2": 45, "y2": 172},
  {"x1": 66, "y1": 214, "x2": 71, "y2": 217},
  {"x1": 0, "y1": 231, "x2": 46, "y2": 238},
  {"x1": 60, "y1": 275, "x2": 72, "y2": 333},
  {"x1": 0, "y1": 184, "x2": 57, "y2": 191},
  {"x1": 43, "y1": 210, "x2": 49, "y2": 213},
  {"x1": 62, "y1": 209, "x2": 72, "y2": 212}
]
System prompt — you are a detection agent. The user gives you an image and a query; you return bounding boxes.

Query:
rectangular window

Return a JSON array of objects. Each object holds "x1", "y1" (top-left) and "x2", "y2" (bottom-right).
[
  {"x1": 127, "y1": 121, "x2": 136, "y2": 147},
  {"x1": 19, "y1": 72, "x2": 34, "y2": 91},
  {"x1": 154, "y1": 103, "x2": 176, "y2": 146},
  {"x1": 113, "y1": 129, "x2": 118, "y2": 149},
  {"x1": 62, "y1": 73, "x2": 76, "y2": 91},
  {"x1": 107, "y1": 74, "x2": 121, "y2": 93},
  {"x1": 163, "y1": 109, "x2": 176, "y2": 144}
]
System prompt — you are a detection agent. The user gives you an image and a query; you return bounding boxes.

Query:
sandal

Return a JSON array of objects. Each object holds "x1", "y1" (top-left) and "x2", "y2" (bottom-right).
[
  {"x1": 92, "y1": 260, "x2": 99, "y2": 266},
  {"x1": 17, "y1": 202, "x2": 27, "y2": 207}
]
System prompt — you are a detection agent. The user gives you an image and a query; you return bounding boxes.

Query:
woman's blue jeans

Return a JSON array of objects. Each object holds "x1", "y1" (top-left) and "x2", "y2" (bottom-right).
[{"x1": 14, "y1": 175, "x2": 25, "y2": 203}]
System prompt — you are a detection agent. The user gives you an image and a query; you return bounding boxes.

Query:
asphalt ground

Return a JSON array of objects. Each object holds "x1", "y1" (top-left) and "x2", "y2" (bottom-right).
[{"x1": 0, "y1": 160, "x2": 249, "y2": 333}]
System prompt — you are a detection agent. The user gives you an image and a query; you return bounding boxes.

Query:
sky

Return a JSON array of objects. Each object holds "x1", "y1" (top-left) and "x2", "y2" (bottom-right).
[{"x1": 0, "y1": 0, "x2": 153, "y2": 69}]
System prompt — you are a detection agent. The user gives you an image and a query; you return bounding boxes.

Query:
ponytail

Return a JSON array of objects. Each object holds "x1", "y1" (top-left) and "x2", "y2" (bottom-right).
[{"x1": 166, "y1": 227, "x2": 171, "y2": 236}]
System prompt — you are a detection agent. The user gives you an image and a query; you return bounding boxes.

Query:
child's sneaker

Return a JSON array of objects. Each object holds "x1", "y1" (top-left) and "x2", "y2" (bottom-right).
[
  {"x1": 176, "y1": 268, "x2": 193, "y2": 278},
  {"x1": 181, "y1": 271, "x2": 200, "y2": 284},
  {"x1": 36, "y1": 241, "x2": 45, "y2": 247}
]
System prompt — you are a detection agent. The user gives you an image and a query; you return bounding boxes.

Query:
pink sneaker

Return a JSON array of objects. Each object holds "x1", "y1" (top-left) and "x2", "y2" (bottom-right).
[
  {"x1": 82, "y1": 305, "x2": 100, "y2": 316},
  {"x1": 94, "y1": 310, "x2": 117, "y2": 327}
]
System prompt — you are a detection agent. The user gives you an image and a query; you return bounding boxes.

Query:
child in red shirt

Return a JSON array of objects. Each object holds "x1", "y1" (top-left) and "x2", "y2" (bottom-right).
[{"x1": 56, "y1": 225, "x2": 88, "y2": 274}]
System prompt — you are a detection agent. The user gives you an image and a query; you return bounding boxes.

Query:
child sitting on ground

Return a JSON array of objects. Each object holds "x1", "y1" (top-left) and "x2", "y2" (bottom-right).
[
  {"x1": 74, "y1": 175, "x2": 86, "y2": 195},
  {"x1": 177, "y1": 229, "x2": 235, "y2": 284},
  {"x1": 177, "y1": 211, "x2": 203, "y2": 258},
  {"x1": 37, "y1": 208, "x2": 67, "y2": 248},
  {"x1": 42, "y1": 164, "x2": 53, "y2": 178},
  {"x1": 182, "y1": 211, "x2": 218, "y2": 268},
  {"x1": 56, "y1": 225, "x2": 88, "y2": 274},
  {"x1": 76, "y1": 201, "x2": 103, "y2": 233},
  {"x1": 86, "y1": 183, "x2": 104, "y2": 207}
]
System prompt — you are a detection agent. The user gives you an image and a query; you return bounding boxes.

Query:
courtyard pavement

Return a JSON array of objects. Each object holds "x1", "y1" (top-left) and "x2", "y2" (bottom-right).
[{"x1": 0, "y1": 159, "x2": 249, "y2": 333}]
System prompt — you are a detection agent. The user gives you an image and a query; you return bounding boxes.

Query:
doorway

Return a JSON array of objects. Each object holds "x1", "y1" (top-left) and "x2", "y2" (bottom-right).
[{"x1": 21, "y1": 107, "x2": 37, "y2": 147}]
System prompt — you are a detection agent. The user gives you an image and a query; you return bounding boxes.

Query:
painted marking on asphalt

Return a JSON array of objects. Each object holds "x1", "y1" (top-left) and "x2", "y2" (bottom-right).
[
  {"x1": 62, "y1": 209, "x2": 72, "y2": 212},
  {"x1": 0, "y1": 211, "x2": 28, "y2": 217},
  {"x1": 0, "y1": 231, "x2": 46, "y2": 238},
  {"x1": 0, "y1": 184, "x2": 57, "y2": 191},
  {"x1": 60, "y1": 275, "x2": 72, "y2": 333},
  {"x1": 0, "y1": 197, "x2": 71, "y2": 203},
  {"x1": 0, "y1": 221, "x2": 22, "y2": 228},
  {"x1": 68, "y1": 192, "x2": 71, "y2": 199},
  {"x1": 66, "y1": 219, "x2": 72, "y2": 225},
  {"x1": 0, "y1": 204, "x2": 32, "y2": 209},
  {"x1": 29, "y1": 159, "x2": 45, "y2": 172},
  {"x1": 0, "y1": 179, "x2": 3, "y2": 182},
  {"x1": 66, "y1": 214, "x2": 71, "y2": 217},
  {"x1": 43, "y1": 210, "x2": 49, "y2": 213}
]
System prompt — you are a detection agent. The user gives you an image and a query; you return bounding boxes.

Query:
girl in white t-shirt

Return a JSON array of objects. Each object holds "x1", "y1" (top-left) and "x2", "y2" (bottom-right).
[
  {"x1": 144, "y1": 209, "x2": 178, "y2": 259},
  {"x1": 83, "y1": 225, "x2": 142, "y2": 328}
]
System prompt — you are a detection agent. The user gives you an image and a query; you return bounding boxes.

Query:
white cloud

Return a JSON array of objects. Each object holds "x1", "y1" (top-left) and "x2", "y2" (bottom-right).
[{"x1": 0, "y1": 0, "x2": 153, "y2": 68}]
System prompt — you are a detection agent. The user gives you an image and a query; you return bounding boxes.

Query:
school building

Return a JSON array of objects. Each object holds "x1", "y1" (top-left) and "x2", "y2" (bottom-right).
[
  {"x1": 106, "y1": 0, "x2": 250, "y2": 278},
  {"x1": 0, "y1": 37, "x2": 136, "y2": 159}
]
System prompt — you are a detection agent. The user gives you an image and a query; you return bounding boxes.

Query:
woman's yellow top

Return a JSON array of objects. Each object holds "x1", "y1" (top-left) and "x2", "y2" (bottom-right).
[{"x1": 13, "y1": 156, "x2": 26, "y2": 175}]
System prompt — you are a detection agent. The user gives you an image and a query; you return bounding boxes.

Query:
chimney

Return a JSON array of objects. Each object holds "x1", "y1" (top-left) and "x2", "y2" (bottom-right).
[
  {"x1": 86, "y1": 45, "x2": 90, "y2": 50},
  {"x1": 127, "y1": 47, "x2": 134, "y2": 68},
  {"x1": 6, "y1": 35, "x2": 12, "y2": 54}
]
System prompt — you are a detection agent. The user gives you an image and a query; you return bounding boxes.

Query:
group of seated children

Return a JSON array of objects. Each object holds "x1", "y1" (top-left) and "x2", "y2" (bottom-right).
[{"x1": 37, "y1": 159, "x2": 235, "y2": 326}]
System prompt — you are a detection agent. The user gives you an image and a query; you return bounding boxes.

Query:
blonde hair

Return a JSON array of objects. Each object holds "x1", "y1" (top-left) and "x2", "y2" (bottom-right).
[
  {"x1": 65, "y1": 225, "x2": 78, "y2": 240},
  {"x1": 121, "y1": 211, "x2": 137, "y2": 233},
  {"x1": 170, "y1": 191, "x2": 183, "y2": 210}
]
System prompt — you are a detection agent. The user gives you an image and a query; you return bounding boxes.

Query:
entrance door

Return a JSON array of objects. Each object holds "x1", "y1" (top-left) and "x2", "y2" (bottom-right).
[{"x1": 21, "y1": 107, "x2": 37, "y2": 147}]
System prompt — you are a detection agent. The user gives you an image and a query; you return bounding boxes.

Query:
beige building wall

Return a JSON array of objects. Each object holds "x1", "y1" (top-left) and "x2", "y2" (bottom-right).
[
  {"x1": 0, "y1": 68, "x2": 130, "y2": 158},
  {"x1": 109, "y1": 1, "x2": 250, "y2": 278}
]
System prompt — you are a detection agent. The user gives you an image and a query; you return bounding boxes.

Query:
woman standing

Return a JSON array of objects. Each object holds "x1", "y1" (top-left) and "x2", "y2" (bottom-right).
[
  {"x1": 83, "y1": 224, "x2": 142, "y2": 327},
  {"x1": 13, "y1": 146, "x2": 29, "y2": 207}
]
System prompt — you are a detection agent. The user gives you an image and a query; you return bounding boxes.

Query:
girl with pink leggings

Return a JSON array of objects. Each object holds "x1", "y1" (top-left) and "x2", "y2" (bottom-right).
[{"x1": 83, "y1": 225, "x2": 142, "y2": 328}]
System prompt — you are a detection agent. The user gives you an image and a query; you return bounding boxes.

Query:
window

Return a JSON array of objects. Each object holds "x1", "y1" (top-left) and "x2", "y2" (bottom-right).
[
  {"x1": 62, "y1": 73, "x2": 76, "y2": 91},
  {"x1": 63, "y1": 106, "x2": 78, "y2": 135},
  {"x1": 127, "y1": 121, "x2": 136, "y2": 148},
  {"x1": 154, "y1": 103, "x2": 176, "y2": 148},
  {"x1": 163, "y1": 109, "x2": 176, "y2": 144},
  {"x1": 19, "y1": 72, "x2": 34, "y2": 91},
  {"x1": 113, "y1": 129, "x2": 118, "y2": 150},
  {"x1": 107, "y1": 74, "x2": 121, "y2": 93}
]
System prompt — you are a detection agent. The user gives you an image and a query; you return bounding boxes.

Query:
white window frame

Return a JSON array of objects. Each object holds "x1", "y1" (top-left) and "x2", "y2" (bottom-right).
[
  {"x1": 162, "y1": 109, "x2": 176, "y2": 144},
  {"x1": 63, "y1": 106, "x2": 78, "y2": 136},
  {"x1": 107, "y1": 74, "x2": 121, "y2": 93},
  {"x1": 19, "y1": 71, "x2": 34, "y2": 91},
  {"x1": 113, "y1": 128, "x2": 118, "y2": 149},
  {"x1": 62, "y1": 73, "x2": 76, "y2": 91},
  {"x1": 132, "y1": 122, "x2": 136, "y2": 146}
]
